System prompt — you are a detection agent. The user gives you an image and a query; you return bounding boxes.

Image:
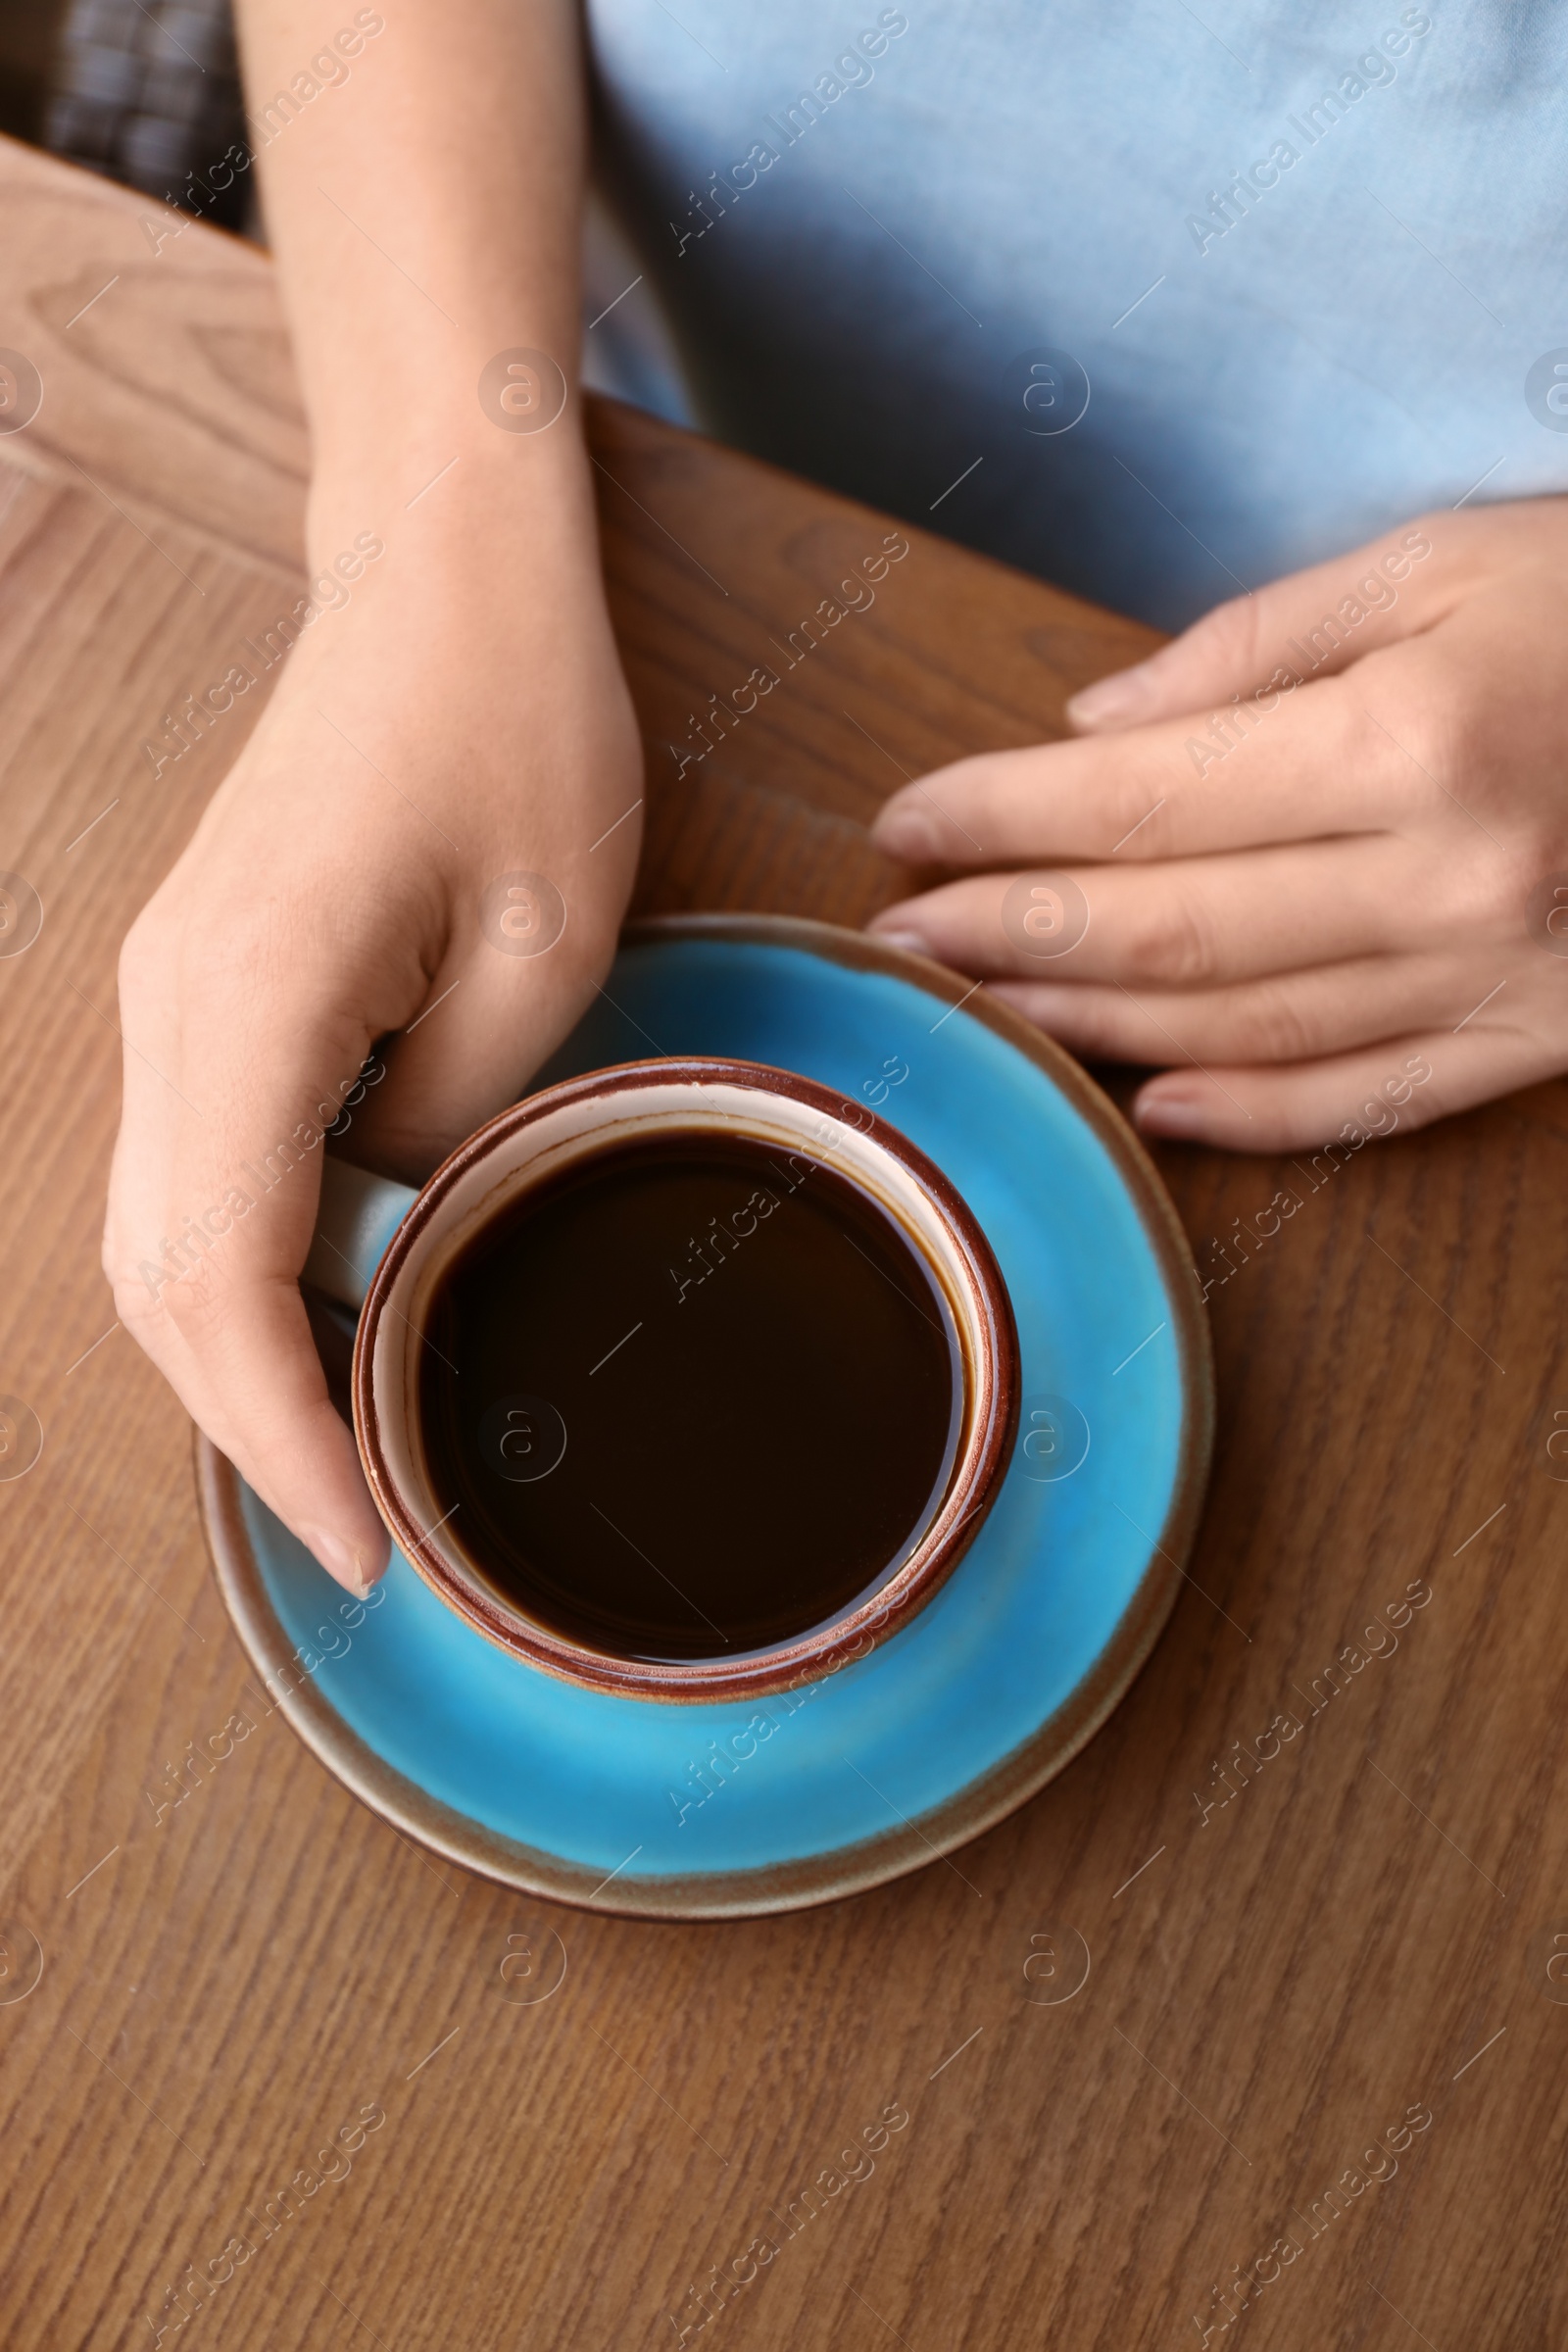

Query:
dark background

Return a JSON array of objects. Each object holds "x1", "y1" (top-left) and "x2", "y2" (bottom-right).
[
  {"x1": 0, "y1": 0, "x2": 250, "y2": 231},
  {"x1": 0, "y1": 0, "x2": 62, "y2": 145}
]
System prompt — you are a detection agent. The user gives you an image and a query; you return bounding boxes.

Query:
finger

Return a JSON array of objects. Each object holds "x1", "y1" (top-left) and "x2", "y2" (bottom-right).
[
  {"x1": 349, "y1": 924, "x2": 613, "y2": 1182},
  {"x1": 343, "y1": 815, "x2": 639, "y2": 1181},
  {"x1": 110, "y1": 1103, "x2": 390, "y2": 1594},
  {"x1": 1063, "y1": 514, "x2": 1452, "y2": 732},
  {"x1": 869, "y1": 838, "x2": 1424, "y2": 991},
  {"x1": 108, "y1": 932, "x2": 424, "y2": 1591},
  {"x1": 866, "y1": 664, "x2": 1423, "y2": 869},
  {"x1": 989, "y1": 954, "x2": 1489, "y2": 1070},
  {"x1": 127, "y1": 1240, "x2": 390, "y2": 1595},
  {"x1": 1127, "y1": 1024, "x2": 1545, "y2": 1155}
]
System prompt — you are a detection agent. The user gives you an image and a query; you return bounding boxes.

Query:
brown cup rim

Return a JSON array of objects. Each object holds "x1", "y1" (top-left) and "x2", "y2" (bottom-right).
[{"x1": 352, "y1": 1055, "x2": 1020, "y2": 1701}]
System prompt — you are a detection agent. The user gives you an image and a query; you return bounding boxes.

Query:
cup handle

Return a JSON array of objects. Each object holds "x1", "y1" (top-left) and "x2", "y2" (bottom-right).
[{"x1": 302, "y1": 1156, "x2": 419, "y2": 1311}]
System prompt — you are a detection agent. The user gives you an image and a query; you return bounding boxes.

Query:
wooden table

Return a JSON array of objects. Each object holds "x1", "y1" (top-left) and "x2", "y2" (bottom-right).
[{"x1": 0, "y1": 134, "x2": 1562, "y2": 2352}]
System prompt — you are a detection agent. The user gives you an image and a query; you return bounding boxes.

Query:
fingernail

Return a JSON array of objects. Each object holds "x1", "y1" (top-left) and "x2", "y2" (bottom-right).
[
  {"x1": 1135, "y1": 1088, "x2": 1207, "y2": 1139},
  {"x1": 873, "y1": 808, "x2": 942, "y2": 862},
  {"x1": 1065, "y1": 662, "x2": 1156, "y2": 728},
  {"x1": 869, "y1": 925, "x2": 932, "y2": 957},
  {"x1": 304, "y1": 1526, "x2": 372, "y2": 1589}
]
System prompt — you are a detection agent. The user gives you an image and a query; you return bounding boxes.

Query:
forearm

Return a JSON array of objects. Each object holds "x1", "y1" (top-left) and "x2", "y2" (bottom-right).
[{"x1": 235, "y1": 0, "x2": 593, "y2": 557}]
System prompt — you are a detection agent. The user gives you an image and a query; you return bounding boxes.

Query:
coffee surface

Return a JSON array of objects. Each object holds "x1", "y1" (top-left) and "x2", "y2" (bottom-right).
[{"x1": 416, "y1": 1129, "x2": 960, "y2": 1659}]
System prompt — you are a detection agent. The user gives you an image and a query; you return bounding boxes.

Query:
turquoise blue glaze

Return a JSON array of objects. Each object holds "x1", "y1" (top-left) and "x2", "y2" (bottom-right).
[{"x1": 245, "y1": 938, "x2": 1187, "y2": 1877}]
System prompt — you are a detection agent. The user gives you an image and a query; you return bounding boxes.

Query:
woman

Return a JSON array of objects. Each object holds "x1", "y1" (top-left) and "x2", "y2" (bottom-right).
[{"x1": 105, "y1": 0, "x2": 1568, "y2": 1591}]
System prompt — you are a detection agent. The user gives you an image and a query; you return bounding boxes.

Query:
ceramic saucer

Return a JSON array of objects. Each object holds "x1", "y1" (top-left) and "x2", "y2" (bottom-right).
[{"x1": 198, "y1": 914, "x2": 1212, "y2": 1919}]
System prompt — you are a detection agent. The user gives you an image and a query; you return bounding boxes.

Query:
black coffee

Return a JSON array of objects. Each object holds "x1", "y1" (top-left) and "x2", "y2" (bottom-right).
[{"x1": 416, "y1": 1129, "x2": 961, "y2": 1660}]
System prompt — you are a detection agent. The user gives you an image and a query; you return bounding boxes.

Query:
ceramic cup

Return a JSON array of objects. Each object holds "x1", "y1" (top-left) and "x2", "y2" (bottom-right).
[{"x1": 304, "y1": 1056, "x2": 1018, "y2": 1702}]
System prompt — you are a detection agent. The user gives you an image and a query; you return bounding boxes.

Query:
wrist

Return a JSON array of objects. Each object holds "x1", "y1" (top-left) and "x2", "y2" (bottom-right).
[
  {"x1": 304, "y1": 314, "x2": 583, "y2": 490},
  {"x1": 304, "y1": 412, "x2": 602, "y2": 597}
]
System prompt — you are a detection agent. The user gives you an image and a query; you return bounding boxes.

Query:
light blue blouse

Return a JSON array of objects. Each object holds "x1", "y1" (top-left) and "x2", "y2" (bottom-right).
[{"x1": 584, "y1": 2, "x2": 1568, "y2": 627}]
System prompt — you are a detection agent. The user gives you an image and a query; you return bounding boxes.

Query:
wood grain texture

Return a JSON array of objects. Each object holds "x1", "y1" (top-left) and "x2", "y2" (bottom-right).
[{"x1": 0, "y1": 132, "x2": 1565, "y2": 2352}]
